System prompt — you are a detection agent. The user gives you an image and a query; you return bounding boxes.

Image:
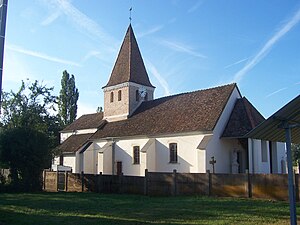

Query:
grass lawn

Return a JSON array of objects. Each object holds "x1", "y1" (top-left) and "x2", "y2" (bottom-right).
[{"x1": 0, "y1": 192, "x2": 298, "y2": 225}]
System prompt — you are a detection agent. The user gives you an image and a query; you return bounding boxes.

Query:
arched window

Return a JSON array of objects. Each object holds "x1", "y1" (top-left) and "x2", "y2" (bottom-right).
[
  {"x1": 136, "y1": 90, "x2": 139, "y2": 101},
  {"x1": 169, "y1": 143, "x2": 178, "y2": 163},
  {"x1": 118, "y1": 90, "x2": 122, "y2": 101},
  {"x1": 133, "y1": 146, "x2": 140, "y2": 164},
  {"x1": 145, "y1": 92, "x2": 148, "y2": 101},
  {"x1": 110, "y1": 92, "x2": 114, "y2": 103}
]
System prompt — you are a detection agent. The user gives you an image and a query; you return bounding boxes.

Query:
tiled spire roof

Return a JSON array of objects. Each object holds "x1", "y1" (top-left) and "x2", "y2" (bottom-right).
[{"x1": 103, "y1": 24, "x2": 154, "y2": 88}]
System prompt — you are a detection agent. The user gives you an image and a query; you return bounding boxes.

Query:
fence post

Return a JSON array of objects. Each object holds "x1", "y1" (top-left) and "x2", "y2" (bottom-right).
[
  {"x1": 118, "y1": 173, "x2": 123, "y2": 194},
  {"x1": 172, "y1": 169, "x2": 177, "y2": 196},
  {"x1": 207, "y1": 170, "x2": 212, "y2": 196},
  {"x1": 98, "y1": 172, "x2": 103, "y2": 193},
  {"x1": 81, "y1": 171, "x2": 84, "y2": 192},
  {"x1": 295, "y1": 172, "x2": 299, "y2": 202},
  {"x1": 144, "y1": 169, "x2": 148, "y2": 196},
  {"x1": 65, "y1": 171, "x2": 68, "y2": 192},
  {"x1": 43, "y1": 170, "x2": 46, "y2": 191},
  {"x1": 56, "y1": 170, "x2": 59, "y2": 192},
  {"x1": 246, "y1": 169, "x2": 252, "y2": 198}
]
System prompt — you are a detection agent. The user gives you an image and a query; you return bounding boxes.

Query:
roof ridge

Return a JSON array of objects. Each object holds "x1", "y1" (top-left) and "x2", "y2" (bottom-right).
[
  {"x1": 79, "y1": 112, "x2": 103, "y2": 117},
  {"x1": 145, "y1": 83, "x2": 237, "y2": 103}
]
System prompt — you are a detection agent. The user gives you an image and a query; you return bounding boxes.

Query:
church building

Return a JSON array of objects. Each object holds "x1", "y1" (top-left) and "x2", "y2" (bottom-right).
[{"x1": 52, "y1": 24, "x2": 286, "y2": 175}]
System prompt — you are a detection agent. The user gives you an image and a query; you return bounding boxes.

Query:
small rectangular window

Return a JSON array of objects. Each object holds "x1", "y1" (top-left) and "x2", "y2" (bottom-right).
[
  {"x1": 169, "y1": 143, "x2": 178, "y2": 163},
  {"x1": 133, "y1": 146, "x2": 140, "y2": 164},
  {"x1": 118, "y1": 90, "x2": 122, "y2": 101},
  {"x1": 261, "y1": 141, "x2": 268, "y2": 162},
  {"x1": 110, "y1": 92, "x2": 114, "y2": 103}
]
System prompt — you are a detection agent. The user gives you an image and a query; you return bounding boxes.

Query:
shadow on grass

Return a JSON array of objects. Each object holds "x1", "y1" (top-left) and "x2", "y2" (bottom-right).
[{"x1": 0, "y1": 192, "x2": 294, "y2": 225}]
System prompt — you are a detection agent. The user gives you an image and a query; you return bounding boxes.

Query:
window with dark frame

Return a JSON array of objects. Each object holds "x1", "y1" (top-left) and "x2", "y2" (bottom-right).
[
  {"x1": 118, "y1": 90, "x2": 122, "y2": 101},
  {"x1": 110, "y1": 92, "x2": 114, "y2": 103},
  {"x1": 169, "y1": 143, "x2": 178, "y2": 163},
  {"x1": 136, "y1": 90, "x2": 139, "y2": 101},
  {"x1": 133, "y1": 146, "x2": 140, "y2": 164}
]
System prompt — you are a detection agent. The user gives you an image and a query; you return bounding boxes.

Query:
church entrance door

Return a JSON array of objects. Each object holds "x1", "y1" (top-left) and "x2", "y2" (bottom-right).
[{"x1": 117, "y1": 161, "x2": 122, "y2": 175}]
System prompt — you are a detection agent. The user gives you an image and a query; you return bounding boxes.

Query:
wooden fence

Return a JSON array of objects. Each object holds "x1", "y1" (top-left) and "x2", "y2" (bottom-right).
[{"x1": 43, "y1": 169, "x2": 298, "y2": 201}]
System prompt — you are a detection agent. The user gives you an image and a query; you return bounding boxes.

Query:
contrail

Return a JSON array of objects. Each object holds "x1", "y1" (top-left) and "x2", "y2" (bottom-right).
[{"x1": 233, "y1": 7, "x2": 300, "y2": 83}]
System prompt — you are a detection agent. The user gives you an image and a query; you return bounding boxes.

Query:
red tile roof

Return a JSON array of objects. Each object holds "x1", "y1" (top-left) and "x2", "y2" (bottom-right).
[
  {"x1": 62, "y1": 112, "x2": 105, "y2": 132},
  {"x1": 91, "y1": 83, "x2": 237, "y2": 139},
  {"x1": 222, "y1": 97, "x2": 265, "y2": 138},
  {"x1": 103, "y1": 24, "x2": 154, "y2": 88}
]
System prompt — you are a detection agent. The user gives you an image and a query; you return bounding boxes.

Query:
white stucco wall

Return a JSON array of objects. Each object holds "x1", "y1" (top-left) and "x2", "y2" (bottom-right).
[
  {"x1": 276, "y1": 142, "x2": 286, "y2": 173},
  {"x1": 60, "y1": 128, "x2": 97, "y2": 143},
  {"x1": 96, "y1": 141, "x2": 113, "y2": 175},
  {"x1": 145, "y1": 140, "x2": 156, "y2": 172},
  {"x1": 248, "y1": 139, "x2": 286, "y2": 174},
  {"x1": 114, "y1": 139, "x2": 149, "y2": 176},
  {"x1": 63, "y1": 154, "x2": 76, "y2": 171},
  {"x1": 83, "y1": 144, "x2": 96, "y2": 174},
  {"x1": 269, "y1": 142, "x2": 286, "y2": 174},
  {"x1": 155, "y1": 134, "x2": 206, "y2": 173},
  {"x1": 205, "y1": 87, "x2": 241, "y2": 173},
  {"x1": 94, "y1": 134, "x2": 207, "y2": 175}
]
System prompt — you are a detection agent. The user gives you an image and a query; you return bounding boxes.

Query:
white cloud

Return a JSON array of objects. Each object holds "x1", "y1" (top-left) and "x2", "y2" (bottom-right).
[
  {"x1": 265, "y1": 87, "x2": 288, "y2": 98},
  {"x1": 41, "y1": 10, "x2": 61, "y2": 26},
  {"x1": 137, "y1": 25, "x2": 164, "y2": 38},
  {"x1": 160, "y1": 39, "x2": 206, "y2": 58},
  {"x1": 188, "y1": 0, "x2": 203, "y2": 13},
  {"x1": 7, "y1": 44, "x2": 81, "y2": 67},
  {"x1": 146, "y1": 60, "x2": 171, "y2": 96},
  {"x1": 233, "y1": 7, "x2": 300, "y2": 83},
  {"x1": 81, "y1": 50, "x2": 113, "y2": 65},
  {"x1": 2, "y1": 51, "x2": 35, "y2": 84},
  {"x1": 224, "y1": 57, "x2": 249, "y2": 69},
  {"x1": 43, "y1": 0, "x2": 117, "y2": 47},
  {"x1": 82, "y1": 50, "x2": 101, "y2": 62}
]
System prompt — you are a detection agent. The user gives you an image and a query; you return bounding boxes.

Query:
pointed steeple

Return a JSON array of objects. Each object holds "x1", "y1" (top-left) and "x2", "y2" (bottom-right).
[{"x1": 104, "y1": 24, "x2": 154, "y2": 88}]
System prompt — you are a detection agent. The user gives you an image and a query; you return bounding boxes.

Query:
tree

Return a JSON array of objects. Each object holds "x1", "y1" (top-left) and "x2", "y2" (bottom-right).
[
  {"x1": 58, "y1": 70, "x2": 79, "y2": 126},
  {"x1": 0, "y1": 80, "x2": 61, "y2": 191},
  {"x1": 0, "y1": 128, "x2": 50, "y2": 191},
  {"x1": 292, "y1": 144, "x2": 300, "y2": 173}
]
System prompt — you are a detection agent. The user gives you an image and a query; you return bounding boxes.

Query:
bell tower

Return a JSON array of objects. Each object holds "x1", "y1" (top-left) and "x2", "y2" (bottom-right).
[{"x1": 102, "y1": 24, "x2": 155, "y2": 122}]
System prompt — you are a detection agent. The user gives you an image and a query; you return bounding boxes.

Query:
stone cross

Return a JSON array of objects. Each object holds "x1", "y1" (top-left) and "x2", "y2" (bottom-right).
[{"x1": 209, "y1": 156, "x2": 216, "y2": 174}]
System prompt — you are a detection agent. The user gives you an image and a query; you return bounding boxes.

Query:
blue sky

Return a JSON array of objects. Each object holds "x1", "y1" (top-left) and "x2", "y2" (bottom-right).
[{"x1": 3, "y1": 0, "x2": 300, "y2": 118}]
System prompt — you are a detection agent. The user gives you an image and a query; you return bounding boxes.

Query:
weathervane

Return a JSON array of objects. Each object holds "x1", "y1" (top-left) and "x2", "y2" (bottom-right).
[{"x1": 129, "y1": 7, "x2": 132, "y2": 23}]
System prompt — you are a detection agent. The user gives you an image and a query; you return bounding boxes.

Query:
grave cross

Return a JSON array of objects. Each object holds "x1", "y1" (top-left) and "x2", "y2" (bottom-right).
[{"x1": 209, "y1": 156, "x2": 216, "y2": 174}]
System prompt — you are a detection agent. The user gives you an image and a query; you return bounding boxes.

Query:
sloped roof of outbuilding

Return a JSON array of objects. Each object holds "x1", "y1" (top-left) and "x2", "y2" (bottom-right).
[
  {"x1": 62, "y1": 112, "x2": 105, "y2": 132},
  {"x1": 247, "y1": 94, "x2": 300, "y2": 144},
  {"x1": 91, "y1": 83, "x2": 237, "y2": 139},
  {"x1": 57, "y1": 133, "x2": 93, "y2": 153},
  {"x1": 222, "y1": 97, "x2": 265, "y2": 138}
]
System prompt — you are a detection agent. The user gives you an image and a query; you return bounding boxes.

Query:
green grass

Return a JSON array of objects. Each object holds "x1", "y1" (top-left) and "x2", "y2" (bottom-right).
[{"x1": 0, "y1": 192, "x2": 298, "y2": 225}]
